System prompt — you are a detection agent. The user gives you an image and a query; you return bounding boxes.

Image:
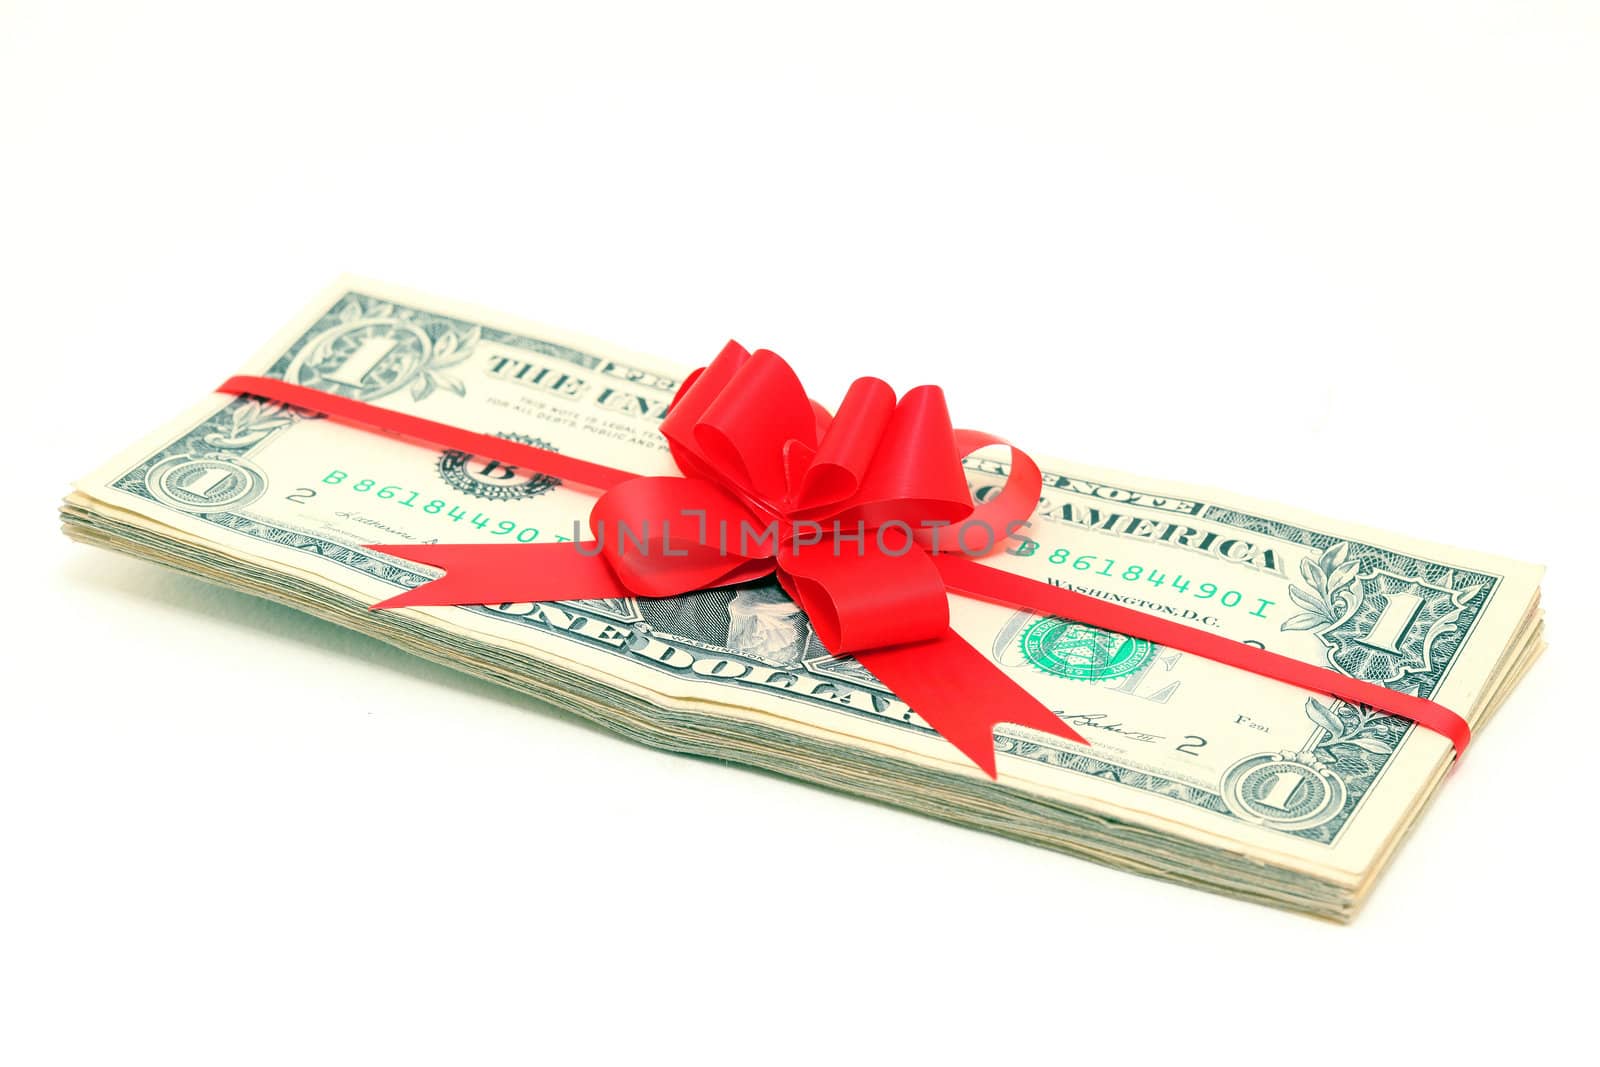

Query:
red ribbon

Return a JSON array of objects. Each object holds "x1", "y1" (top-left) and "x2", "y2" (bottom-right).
[{"x1": 219, "y1": 344, "x2": 1470, "y2": 775}]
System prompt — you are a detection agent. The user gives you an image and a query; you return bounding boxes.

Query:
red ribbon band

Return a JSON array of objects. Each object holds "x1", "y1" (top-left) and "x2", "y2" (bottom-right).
[{"x1": 219, "y1": 346, "x2": 1470, "y2": 776}]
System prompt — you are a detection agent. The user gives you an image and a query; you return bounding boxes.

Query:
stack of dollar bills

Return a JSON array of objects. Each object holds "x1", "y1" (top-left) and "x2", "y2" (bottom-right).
[{"x1": 61, "y1": 279, "x2": 1546, "y2": 920}]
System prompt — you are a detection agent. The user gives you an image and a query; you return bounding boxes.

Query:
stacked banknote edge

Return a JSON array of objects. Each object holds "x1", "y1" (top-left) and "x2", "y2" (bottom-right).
[{"x1": 61, "y1": 277, "x2": 1546, "y2": 921}]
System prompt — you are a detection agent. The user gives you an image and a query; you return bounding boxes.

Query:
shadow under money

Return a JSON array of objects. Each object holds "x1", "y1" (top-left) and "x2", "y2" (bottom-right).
[{"x1": 55, "y1": 548, "x2": 626, "y2": 744}]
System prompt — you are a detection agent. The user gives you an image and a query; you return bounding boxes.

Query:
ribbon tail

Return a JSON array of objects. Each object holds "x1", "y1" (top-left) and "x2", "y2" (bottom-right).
[
  {"x1": 854, "y1": 629, "x2": 1088, "y2": 778},
  {"x1": 934, "y1": 554, "x2": 1472, "y2": 754},
  {"x1": 366, "y1": 542, "x2": 632, "y2": 609}
]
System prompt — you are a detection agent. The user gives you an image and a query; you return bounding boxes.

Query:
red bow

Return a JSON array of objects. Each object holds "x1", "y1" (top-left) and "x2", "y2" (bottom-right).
[
  {"x1": 370, "y1": 342, "x2": 1091, "y2": 774},
  {"x1": 219, "y1": 349, "x2": 1473, "y2": 776}
]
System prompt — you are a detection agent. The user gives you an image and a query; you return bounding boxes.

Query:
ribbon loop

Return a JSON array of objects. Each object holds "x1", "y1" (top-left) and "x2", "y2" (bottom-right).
[
  {"x1": 792, "y1": 375, "x2": 897, "y2": 512},
  {"x1": 918, "y1": 429, "x2": 1044, "y2": 558},
  {"x1": 826, "y1": 385, "x2": 976, "y2": 530},
  {"x1": 777, "y1": 537, "x2": 949, "y2": 653}
]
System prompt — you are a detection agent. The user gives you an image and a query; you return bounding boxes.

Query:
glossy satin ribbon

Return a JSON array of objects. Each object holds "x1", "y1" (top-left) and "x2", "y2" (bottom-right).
[{"x1": 220, "y1": 344, "x2": 1470, "y2": 775}]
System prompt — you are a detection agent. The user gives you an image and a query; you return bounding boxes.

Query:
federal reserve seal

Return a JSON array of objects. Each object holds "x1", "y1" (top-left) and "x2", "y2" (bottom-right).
[
  {"x1": 1220, "y1": 752, "x2": 1346, "y2": 831},
  {"x1": 144, "y1": 454, "x2": 267, "y2": 513},
  {"x1": 437, "y1": 432, "x2": 562, "y2": 501},
  {"x1": 1018, "y1": 616, "x2": 1156, "y2": 681}
]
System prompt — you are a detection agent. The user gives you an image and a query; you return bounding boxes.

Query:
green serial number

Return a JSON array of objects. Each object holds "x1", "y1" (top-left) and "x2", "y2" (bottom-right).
[
  {"x1": 316, "y1": 470, "x2": 559, "y2": 543},
  {"x1": 1037, "y1": 547, "x2": 1275, "y2": 618}
]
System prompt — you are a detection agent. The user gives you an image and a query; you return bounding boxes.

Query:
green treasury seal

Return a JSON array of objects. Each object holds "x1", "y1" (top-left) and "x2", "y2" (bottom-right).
[{"x1": 1018, "y1": 616, "x2": 1155, "y2": 681}]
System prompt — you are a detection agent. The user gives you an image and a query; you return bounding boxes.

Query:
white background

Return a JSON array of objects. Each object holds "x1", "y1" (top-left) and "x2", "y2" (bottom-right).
[{"x1": 3, "y1": 2, "x2": 1595, "y2": 1063}]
